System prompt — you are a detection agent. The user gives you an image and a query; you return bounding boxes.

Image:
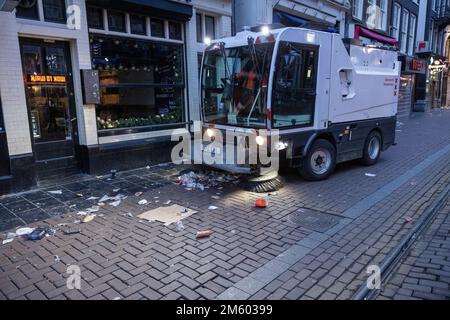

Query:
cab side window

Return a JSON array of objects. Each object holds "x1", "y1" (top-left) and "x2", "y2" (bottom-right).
[{"x1": 272, "y1": 42, "x2": 317, "y2": 128}]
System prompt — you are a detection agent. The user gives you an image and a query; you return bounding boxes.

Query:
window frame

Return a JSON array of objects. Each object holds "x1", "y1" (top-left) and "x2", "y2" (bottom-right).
[
  {"x1": 400, "y1": 9, "x2": 409, "y2": 53},
  {"x1": 352, "y1": 0, "x2": 364, "y2": 20},
  {"x1": 196, "y1": 12, "x2": 216, "y2": 44},
  {"x1": 130, "y1": 14, "x2": 147, "y2": 36},
  {"x1": 391, "y1": 3, "x2": 401, "y2": 40},
  {"x1": 42, "y1": 0, "x2": 67, "y2": 24}
]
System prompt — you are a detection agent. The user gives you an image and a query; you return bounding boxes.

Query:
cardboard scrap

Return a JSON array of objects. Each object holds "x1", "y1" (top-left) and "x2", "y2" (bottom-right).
[{"x1": 137, "y1": 204, "x2": 197, "y2": 226}]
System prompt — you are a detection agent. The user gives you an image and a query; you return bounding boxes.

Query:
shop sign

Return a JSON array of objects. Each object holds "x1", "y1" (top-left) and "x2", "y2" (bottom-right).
[
  {"x1": 416, "y1": 41, "x2": 430, "y2": 53},
  {"x1": 405, "y1": 58, "x2": 426, "y2": 74},
  {"x1": 28, "y1": 75, "x2": 67, "y2": 83}
]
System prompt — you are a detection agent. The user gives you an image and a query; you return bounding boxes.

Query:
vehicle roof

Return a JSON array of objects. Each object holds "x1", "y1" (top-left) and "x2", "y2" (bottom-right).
[{"x1": 211, "y1": 27, "x2": 337, "y2": 48}]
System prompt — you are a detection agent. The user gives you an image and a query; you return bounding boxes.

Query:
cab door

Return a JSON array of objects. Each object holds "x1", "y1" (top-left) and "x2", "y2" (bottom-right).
[{"x1": 271, "y1": 42, "x2": 318, "y2": 129}]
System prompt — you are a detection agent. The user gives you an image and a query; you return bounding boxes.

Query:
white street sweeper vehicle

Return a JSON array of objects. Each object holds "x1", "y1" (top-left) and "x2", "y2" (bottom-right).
[{"x1": 199, "y1": 27, "x2": 400, "y2": 192}]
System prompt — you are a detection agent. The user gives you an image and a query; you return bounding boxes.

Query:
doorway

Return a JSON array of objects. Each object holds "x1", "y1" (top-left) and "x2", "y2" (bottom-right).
[
  {"x1": 20, "y1": 38, "x2": 80, "y2": 177},
  {"x1": 0, "y1": 94, "x2": 10, "y2": 177}
]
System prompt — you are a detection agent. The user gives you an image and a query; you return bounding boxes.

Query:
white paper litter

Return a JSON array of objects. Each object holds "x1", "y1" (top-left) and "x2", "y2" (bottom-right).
[
  {"x1": 110, "y1": 200, "x2": 122, "y2": 207},
  {"x1": 138, "y1": 200, "x2": 148, "y2": 205},
  {"x1": 77, "y1": 211, "x2": 88, "y2": 216},
  {"x1": 48, "y1": 190, "x2": 63, "y2": 195},
  {"x1": 99, "y1": 195, "x2": 111, "y2": 203},
  {"x1": 365, "y1": 173, "x2": 377, "y2": 177},
  {"x1": 208, "y1": 206, "x2": 218, "y2": 210},
  {"x1": 2, "y1": 239, "x2": 14, "y2": 245},
  {"x1": 87, "y1": 197, "x2": 100, "y2": 201},
  {"x1": 15, "y1": 227, "x2": 35, "y2": 236}
]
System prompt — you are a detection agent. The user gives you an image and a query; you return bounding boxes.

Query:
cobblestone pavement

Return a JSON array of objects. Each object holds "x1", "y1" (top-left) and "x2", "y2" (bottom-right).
[
  {"x1": 377, "y1": 200, "x2": 450, "y2": 300},
  {"x1": 0, "y1": 109, "x2": 449, "y2": 300}
]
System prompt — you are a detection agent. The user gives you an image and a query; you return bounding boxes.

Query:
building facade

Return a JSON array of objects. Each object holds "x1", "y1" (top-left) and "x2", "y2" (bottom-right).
[
  {"x1": 0, "y1": 0, "x2": 232, "y2": 194},
  {"x1": 233, "y1": 0, "x2": 351, "y2": 36}
]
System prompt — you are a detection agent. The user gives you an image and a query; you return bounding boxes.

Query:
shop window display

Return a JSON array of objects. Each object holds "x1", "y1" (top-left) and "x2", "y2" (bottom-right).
[{"x1": 90, "y1": 36, "x2": 185, "y2": 135}]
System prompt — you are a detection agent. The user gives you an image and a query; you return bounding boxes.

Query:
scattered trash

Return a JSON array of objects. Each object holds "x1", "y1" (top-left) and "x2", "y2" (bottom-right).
[
  {"x1": 110, "y1": 200, "x2": 122, "y2": 207},
  {"x1": 365, "y1": 173, "x2": 377, "y2": 177},
  {"x1": 410, "y1": 181, "x2": 417, "y2": 186},
  {"x1": 2, "y1": 239, "x2": 14, "y2": 245},
  {"x1": 16, "y1": 227, "x2": 35, "y2": 236},
  {"x1": 255, "y1": 198, "x2": 268, "y2": 208},
  {"x1": 82, "y1": 215, "x2": 96, "y2": 224},
  {"x1": 177, "y1": 170, "x2": 238, "y2": 190},
  {"x1": 48, "y1": 190, "x2": 63, "y2": 195},
  {"x1": 405, "y1": 216, "x2": 413, "y2": 223},
  {"x1": 87, "y1": 196, "x2": 100, "y2": 201},
  {"x1": 54, "y1": 255, "x2": 61, "y2": 263},
  {"x1": 211, "y1": 196, "x2": 220, "y2": 200},
  {"x1": 63, "y1": 228, "x2": 81, "y2": 235},
  {"x1": 110, "y1": 170, "x2": 117, "y2": 179},
  {"x1": 138, "y1": 199, "x2": 148, "y2": 205},
  {"x1": 138, "y1": 205, "x2": 197, "y2": 226},
  {"x1": 77, "y1": 211, "x2": 88, "y2": 216},
  {"x1": 268, "y1": 192, "x2": 278, "y2": 196},
  {"x1": 76, "y1": 193, "x2": 84, "y2": 198},
  {"x1": 196, "y1": 230, "x2": 213, "y2": 239},
  {"x1": 208, "y1": 206, "x2": 218, "y2": 211},
  {"x1": 99, "y1": 195, "x2": 111, "y2": 203},
  {"x1": 3, "y1": 232, "x2": 16, "y2": 244},
  {"x1": 165, "y1": 200, "x2": 172, "y2": 205},
  {"x1": 124, "y1": 213, "x2": 133, "y2": 218},
  {"x1": 28, "y1": 228, "x2": 48, "y2": 241},
  {"x1": 87, "y1": 206, "x2": 100, "y2": 213},
  {"x1": 135, "y1": 192, "x2": 144, "y2": 197},
  {"x1": 69, "y1": 204, "x2": 77, "y2": 208},
  {"x1": 46, "y1": 228, "x2": 57, "y2": 237},
  {"x1": 113, "y1": 188, "x2": 121, "y2": 193},
  {"x1": 146, "y1": 166, "x2": 151, "y2": 170},
  {"x1": 176, "y1": 221, "x2": 185, "y2": 231}
]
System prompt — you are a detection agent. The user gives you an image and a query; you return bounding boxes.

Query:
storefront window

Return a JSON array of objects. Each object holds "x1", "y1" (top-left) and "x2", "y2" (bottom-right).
[
  {"x1": 90, "y1": 36, "x2": 185, "y2": 134},
  {"x1": 42, "y1": 0, "x2": 66, "y2": 24},
  {"x1": 87, "y1": 6, "x2": 104, "y2": 29},
  {"x1": 108, "y1": 11, "x2": 126, "y2": 33},
  {"x1": 151, "y1": 19, "x2": 165, "y2": 38},
  {"x1": 131, "y1": 15, "x2": 147, "y2": 35}
]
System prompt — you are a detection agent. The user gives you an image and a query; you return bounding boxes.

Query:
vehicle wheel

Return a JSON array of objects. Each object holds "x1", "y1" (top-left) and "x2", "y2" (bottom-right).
[
  {"x1": 300, "y1": 139, "x2": 336, "y2": 181},
  {"x1": 362, "y1": 131, "x2": 382, "y2": 166}
]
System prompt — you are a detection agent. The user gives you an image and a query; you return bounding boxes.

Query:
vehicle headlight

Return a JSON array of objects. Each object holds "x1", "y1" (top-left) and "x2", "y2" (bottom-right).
[
  {"x1": 206, "y1": 128, "x2": 215, "y2": 138},
  {"x1": 256, "y1": 136, "x2": 265, "y2": 146}
]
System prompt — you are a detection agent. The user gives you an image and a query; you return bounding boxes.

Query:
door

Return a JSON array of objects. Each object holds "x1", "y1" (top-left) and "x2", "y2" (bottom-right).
[
  {"x1": 20, "y1": 38, "x2": 79, "y2": 164},
  {"x1": 271, "y1": 42, "x2": 318, "y2": 129},
  {"x1": 0, "y1": 94, "x2": 10, "y2": 177}
]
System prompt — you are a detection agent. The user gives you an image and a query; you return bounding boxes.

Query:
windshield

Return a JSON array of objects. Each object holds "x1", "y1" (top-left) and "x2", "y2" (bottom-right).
[{"x1": 201, "y1": 43, "x2": 274, "y2": 128}]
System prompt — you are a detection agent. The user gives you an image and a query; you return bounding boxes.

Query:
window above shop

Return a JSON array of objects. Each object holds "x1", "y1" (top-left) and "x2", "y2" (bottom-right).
[
  {"x1": 87, "y1": 7, "x2": 184, "y2": 43},
  {"x1": 87, "y1": 6, "x2": 104, "y2": 29},
  {"x1": 108, "y1": 10, "x2": 126, "y2": 33},
  {"x1": 196, "y1": 13, "x2": 216, "y2": 43},
  {"x1": 16, "y1": 0, "x2": 67, "y2": 24},
  {"x1": 130, "y1": 15, "x2": 147, "y2": 35}
]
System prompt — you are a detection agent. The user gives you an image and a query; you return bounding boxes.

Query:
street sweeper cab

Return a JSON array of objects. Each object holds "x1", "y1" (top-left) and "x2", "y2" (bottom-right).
[{"x1": 199, "y1": 27, "x2": 399, "y2": 190}]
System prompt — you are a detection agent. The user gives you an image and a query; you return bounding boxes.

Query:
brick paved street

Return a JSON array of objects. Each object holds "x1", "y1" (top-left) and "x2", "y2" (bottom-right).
[
  {"x1": 377, "y1": 200, "x2": 450, "y2": 300},
  {"x1": 0, "y1": 109, "x2": 449, "y2": 300}
]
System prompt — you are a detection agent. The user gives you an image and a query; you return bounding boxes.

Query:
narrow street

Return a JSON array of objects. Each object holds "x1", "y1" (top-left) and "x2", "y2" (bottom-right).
[{"x1": 0, "y1": 108, "x2": 449, "y2": 300}]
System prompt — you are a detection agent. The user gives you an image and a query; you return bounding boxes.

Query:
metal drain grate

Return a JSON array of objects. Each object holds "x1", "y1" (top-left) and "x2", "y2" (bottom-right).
[{"x1": 288, "y1": 208, "x2": 343, "y2": 233}]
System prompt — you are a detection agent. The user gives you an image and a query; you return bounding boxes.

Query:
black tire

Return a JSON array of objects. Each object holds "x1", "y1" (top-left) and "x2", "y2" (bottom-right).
[
  {"x1": 362, "y1": 131, "x2": 382, "y2": 166},
  {"x1": 299, "y1": 139, "x2": 336, "y2": 181}
]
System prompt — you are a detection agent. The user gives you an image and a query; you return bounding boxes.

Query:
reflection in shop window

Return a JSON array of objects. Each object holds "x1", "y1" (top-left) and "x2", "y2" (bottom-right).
[{"x1": 90, "y1": 36, "x2": 185, "y2": 133}]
